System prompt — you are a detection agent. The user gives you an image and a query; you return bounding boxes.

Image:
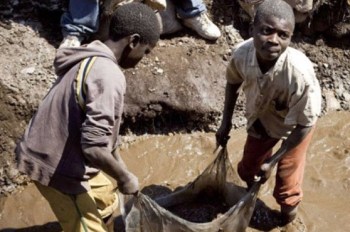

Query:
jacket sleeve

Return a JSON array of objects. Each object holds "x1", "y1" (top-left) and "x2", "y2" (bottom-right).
[{"x1": 80, "y1": 59, "x2": 125, "y2": 149}]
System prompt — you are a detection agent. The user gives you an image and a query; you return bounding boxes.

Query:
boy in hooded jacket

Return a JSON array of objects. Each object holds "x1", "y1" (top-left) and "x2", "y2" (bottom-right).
[{"x1": 16, "y1": 3, "x2": 160, "y2": 231}]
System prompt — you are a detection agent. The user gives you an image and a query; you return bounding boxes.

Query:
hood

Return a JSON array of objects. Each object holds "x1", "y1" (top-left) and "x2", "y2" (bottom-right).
[{"x1": 54, "y1": 40, "x2": 117, "y2": 77}]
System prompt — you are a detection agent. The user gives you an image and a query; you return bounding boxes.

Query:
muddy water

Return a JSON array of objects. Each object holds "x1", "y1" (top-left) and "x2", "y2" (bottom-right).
[{"x1": 0, "y1": 111, "x2": 349, "y2": 232}]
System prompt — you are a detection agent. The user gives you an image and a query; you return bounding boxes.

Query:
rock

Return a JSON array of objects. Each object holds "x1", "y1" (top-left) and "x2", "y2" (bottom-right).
[
  {"x1": 324, "y1": 90, "x2": 341, "y2": 111},
  {"x1": 223, "y1": 25, "x2": 244, "y2": 46},
  {"x1": 122, "y1": 44, "x2": 228, "y2": 133},
  {"x1": 20, "y1": 66, "x2": 35, "y2": 75},
  {"x1": 343, "y1": 92, "x2": 350, "y2": 102},
  {"x1": 7, "y1": 166, "x2": 19, "y2": 179}
]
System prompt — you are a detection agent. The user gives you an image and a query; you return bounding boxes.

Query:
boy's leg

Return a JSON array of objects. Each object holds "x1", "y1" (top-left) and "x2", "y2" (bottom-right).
[
  {"x1": 174, "y1": 0, "x2": 206, "y2": 19},
  {"x1": 238, "y1": 134, "x2": 279, "y2": 186},
  {"x1": 273, "y1": 127, "x2": 315, "y2": 213},
  {"x1": 35, "y1": 181, "x2": 108, "y2": 232},
  {"x1": 87, "y1": 172, "x2": 118, "y2": 219}
]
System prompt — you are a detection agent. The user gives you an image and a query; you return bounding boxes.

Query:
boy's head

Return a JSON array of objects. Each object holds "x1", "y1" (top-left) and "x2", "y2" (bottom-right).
[
  {"x1": 252, "y1": 0, "x2": 295, "y2": 64},
  {"x1": 109, "y1": 3, "x2": 160, "y2": 68}
]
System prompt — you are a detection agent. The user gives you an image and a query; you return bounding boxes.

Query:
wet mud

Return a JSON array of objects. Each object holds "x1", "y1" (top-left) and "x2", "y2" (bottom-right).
[
  {"x1": 0, "y1": 110, "x2": 349, "y2": 232},
  {"x1": 166, "y1": 187, "x2": 231, "y2": 223}
]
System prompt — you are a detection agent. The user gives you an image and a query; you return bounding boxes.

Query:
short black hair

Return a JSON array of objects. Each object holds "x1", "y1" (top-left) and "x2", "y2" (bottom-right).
[
  {"x1": 109, "y1": 2, "x2": 160, "y2": 45},
  {"x1": 254, "y1": 0, "x2": 295, "y2": 30}
]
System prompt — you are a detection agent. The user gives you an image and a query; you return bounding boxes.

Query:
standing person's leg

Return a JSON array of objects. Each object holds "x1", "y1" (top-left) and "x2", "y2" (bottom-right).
[
  {"x1": 60, "y1": 0, "x2": 100, "y2": 48},
  {"x1": 174, "y1": 0, "x2": 221, "y2": 40},
  {"x1": 273, "y1": 127, "x2": 315, "y2": 225},
  {"x1": 175, "y1": 0, "x2": 206, "y2": 18},
  {"x1": 156, "y1": 0, "x2": 183, "y2": 35},
  {"x1": 238, "y1": 134, "x2": 279, "y2": 187},
  {"x1": 35, "y1": 181, "x2": 108, "y2": 232}
]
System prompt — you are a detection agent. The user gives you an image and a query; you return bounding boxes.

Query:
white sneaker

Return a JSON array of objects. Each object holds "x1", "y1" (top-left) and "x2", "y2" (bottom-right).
[
  {"x1": 182, "y1": 13, "x2": 221, "y2": 40},
  {"x1": 59, "y1": 35, "x2": 82, "y2": 49}
]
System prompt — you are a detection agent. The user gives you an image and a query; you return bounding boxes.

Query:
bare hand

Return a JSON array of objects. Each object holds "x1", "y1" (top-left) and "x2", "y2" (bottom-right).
[
  {"x1": 215, "y1": 123, "x2": 232, "y2": 147},
  {"x1": 256, "y1": 161, "x2": 274, "y2": 184},
  {"x1": 117, "y1": 171, "x2": 139, "y2": 195}
]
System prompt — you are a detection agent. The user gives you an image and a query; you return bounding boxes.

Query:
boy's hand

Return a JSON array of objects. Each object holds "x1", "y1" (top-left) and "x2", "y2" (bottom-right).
[
  {"x1": 215, "y1": 123, "x2": 232, "y2": 147},
  {"x1": 117, "y1": 171, "x2": 139, "y2": 195},
  {"x1": 256, "y1": 161, "x2": 274, "y2": 184}
]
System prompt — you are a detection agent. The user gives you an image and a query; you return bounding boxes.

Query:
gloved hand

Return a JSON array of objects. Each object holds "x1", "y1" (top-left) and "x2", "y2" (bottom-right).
[
  {"x1": 215, "y1": 123, "x2": 232, "y2": 147},
  {"x1": 117, "y1": 170, "x2": 139, "y2": 195}
]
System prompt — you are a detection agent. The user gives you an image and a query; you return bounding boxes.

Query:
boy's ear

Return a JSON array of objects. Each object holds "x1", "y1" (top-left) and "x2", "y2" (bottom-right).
[{"x1": 128, "y1": 34, "x2": 141, "y2": 49}]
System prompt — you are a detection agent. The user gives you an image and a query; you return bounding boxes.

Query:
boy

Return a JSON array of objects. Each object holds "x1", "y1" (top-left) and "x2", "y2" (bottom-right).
[
  {"x1": 16, "y1": 3, "x2": 160, "y2": 231},
  {"x1": 215, "y1": 0, "x2": 321, "y2": 226}
]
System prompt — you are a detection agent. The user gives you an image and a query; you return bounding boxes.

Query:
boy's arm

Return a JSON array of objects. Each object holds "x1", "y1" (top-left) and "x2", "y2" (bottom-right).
[
  {"x1": 216, "y1": 48, "x2": 244, "y2": 147},
  {"x1": 216, "y1": 82, "x2": 241, "y2": 147},
  {"x1": 258, "y1": 124, "x2": 313, "y2": 183},
  {"x1": 82, "y1": 145, "x2": 139, "y2": 194},
  {"x1": 81, "y1": 65, "x2": 138, "y2": 194}
]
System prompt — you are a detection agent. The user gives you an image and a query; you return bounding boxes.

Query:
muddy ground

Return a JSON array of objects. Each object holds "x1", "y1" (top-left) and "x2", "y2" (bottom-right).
[
  {"x1": 1, "y1": 111, "x2": 349, "y2": 232},
  {"x1": 0, "y1": 0, "x2": 349, "y2": 203}
]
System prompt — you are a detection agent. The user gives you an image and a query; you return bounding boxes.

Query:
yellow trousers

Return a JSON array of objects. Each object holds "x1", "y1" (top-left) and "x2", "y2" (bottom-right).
[{"x1": 35, "y1": 172, "x2": 118, "y2": 232}]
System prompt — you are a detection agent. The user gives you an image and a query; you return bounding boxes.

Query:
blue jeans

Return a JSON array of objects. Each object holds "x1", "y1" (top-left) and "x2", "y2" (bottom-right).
[
  {"x1": 60, "y1": 0, "x2": 99, "y2": 39},
  {"x1": 174, "y1": 0, "x2": 207, "y2": 19}
]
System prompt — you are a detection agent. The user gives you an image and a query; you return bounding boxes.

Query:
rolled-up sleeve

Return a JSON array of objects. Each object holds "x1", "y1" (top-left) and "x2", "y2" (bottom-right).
[
  {"x1": 80, "y1": 63, "x2": 124, "y2": 147},
  {"x1": 226, "y1": 57, "x2": 244, "y2": 84},
  {"x1": 285, "y1": 67, "x2": 322, "y2": 127}
]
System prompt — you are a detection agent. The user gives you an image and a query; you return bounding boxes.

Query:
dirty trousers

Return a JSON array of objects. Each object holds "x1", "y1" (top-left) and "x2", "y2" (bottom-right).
[
  {"x1": 35, "y1": 172, "x2": 118, "y2": 232},
  {"x1": 237, "y1": 128, "x2": 315, "y2": 207}
]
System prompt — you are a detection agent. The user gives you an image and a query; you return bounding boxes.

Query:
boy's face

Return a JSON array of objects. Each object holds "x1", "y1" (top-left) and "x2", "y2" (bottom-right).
[
  {"x1": 253, "y1": 15, "x2": 294, "y2": 63},
  {"x1": 119, "y1": 42, "x2": 154, "y2": 69}
]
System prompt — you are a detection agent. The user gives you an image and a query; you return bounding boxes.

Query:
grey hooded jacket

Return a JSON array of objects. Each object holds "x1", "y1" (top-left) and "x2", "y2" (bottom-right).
[{"x1": 16, "y1": 41, "x2": 126, "y2": 194}]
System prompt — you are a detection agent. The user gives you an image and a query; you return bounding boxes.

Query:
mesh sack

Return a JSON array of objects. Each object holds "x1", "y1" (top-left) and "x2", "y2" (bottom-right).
[{"x1": 118, "y1": 147, "x2": 261, "y2": 232}]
